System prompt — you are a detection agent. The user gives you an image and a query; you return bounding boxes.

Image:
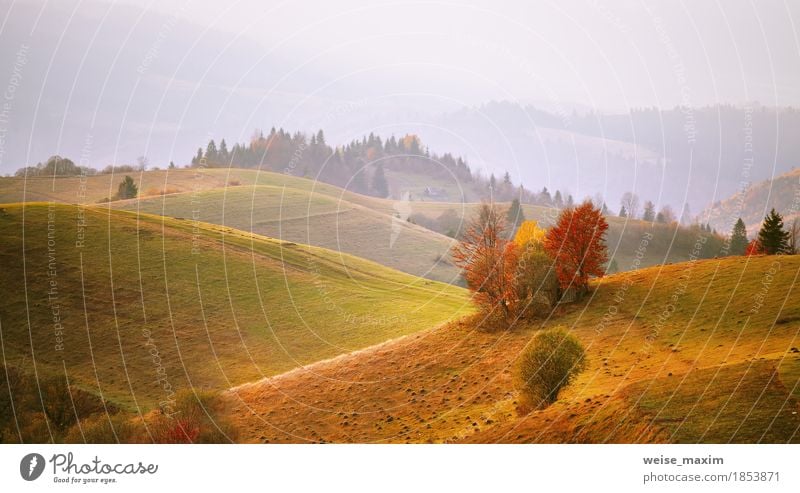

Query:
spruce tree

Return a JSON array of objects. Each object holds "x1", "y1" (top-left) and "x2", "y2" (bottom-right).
[
  {"x1": 729, "y1": 218, "x2": 748, "y2": 256},
  {"x1": 757, "y1": 209, "x2": 790, "y2": 254},
  {"x1": 205, "y1": 140, "x2": 218, "y2": 163},
  {"x1": 351, "y1": 168, "x2": 368, "y2": 194},
  {"x1": 540, "y1": 187, "x2": 552, "y2": 205},
  {"x1": 116, "y1": 175, "x2": 138, "y2": 200},
  {"x1": 619, "y1": 205, "x2": 627, "y2": 218},
  {"x1": 506, "y1": 198, "x2": 525, "y2": 230},
  {"x1": 371, "y1": 163, "x2": 389, "y2": 198},
  {"x1": 219, "y1": 139, "x2": 229, "y2": 162},
  {"x1": 642, "y1": 201, "x2": 655, "y2": 222},
  {"x1": 554, "y1": 190, "x2": 563, "y2": 208}
]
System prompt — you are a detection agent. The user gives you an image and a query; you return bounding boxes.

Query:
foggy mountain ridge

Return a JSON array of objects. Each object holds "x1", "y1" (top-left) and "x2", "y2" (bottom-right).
[{"x1": 2, "y1": 1, "x2": 799, "y2": 215}]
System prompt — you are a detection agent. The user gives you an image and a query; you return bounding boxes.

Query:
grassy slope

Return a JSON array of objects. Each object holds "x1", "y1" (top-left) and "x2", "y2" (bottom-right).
[
  {"x1": 112, "y1": 185, "x2": 460, "y2": 284},
  {"x1": 1, "y1": 168, "x2": 720, "y2": 276},
  {"x1": 0, "y1": 168, "x2": 373, "y2": 207},
  {"x1": 0, "y1": 203, "x2": 471, "y2": 411},
  {"x1": 227, "y1": 255, "x2": 800, "y2": 443},
  {"x1": 0, "y1": 169, "x2": 460, "y2": 283}
]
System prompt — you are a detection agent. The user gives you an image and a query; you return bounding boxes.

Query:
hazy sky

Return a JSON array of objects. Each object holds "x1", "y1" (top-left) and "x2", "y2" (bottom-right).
[
  {"x1": 105, "y1": 0, "x2": 800, "y2": 109},
  {"x1": 0, "y1": 0, "x2": 798, "y2": 176}
]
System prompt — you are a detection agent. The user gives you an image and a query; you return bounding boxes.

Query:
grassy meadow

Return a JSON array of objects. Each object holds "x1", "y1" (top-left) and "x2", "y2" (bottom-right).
[
  {"x1": 0, "y1": 202, "x2": 471, "y2": 412},
  {"x1": 1, "y1": 170, "x2": 795, "y2": 444},
  {"x1": 0, "y1": 168, "x2": 724, "y2": 280},
  {"x1": 112, "y1": 185, "x2": 460, "y2": 284}
]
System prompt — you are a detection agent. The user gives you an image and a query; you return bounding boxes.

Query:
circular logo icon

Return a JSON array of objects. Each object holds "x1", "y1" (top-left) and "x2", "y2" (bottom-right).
[{"x1": 20, "y1": 453, "x2": 45, "y2": 481}]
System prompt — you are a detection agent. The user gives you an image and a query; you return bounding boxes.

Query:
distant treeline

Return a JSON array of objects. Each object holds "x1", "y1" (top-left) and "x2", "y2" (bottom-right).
[
  {"x1": 190, "y1": 128, "x2": 476, "y2": 198},
  {"x1": 13, "y1": 155, "x2": 157, "y2": 178},
  {"x1": 190, "y1": 128, "x2": 587, "y2": 205}
]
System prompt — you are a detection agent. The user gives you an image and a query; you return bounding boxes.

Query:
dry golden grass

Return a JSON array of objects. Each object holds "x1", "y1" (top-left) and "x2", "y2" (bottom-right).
[{"x1": 227, "y1": 255, "x2": 800, "y2": 443}]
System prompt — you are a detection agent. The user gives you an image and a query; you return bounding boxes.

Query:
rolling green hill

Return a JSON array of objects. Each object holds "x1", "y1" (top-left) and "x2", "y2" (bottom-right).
[
  {"x1": 0, "y1": 203, "x2": 471, "y2": 413},
  {"x1": 112, "y1": 185, "x2": 460, "y2": 283},
  {"x1": 0, "y1": 168, "x2": 385, "y2": 208},
  {"x1": 1, "y1": 168, "x2": 727, "y2": 281}
]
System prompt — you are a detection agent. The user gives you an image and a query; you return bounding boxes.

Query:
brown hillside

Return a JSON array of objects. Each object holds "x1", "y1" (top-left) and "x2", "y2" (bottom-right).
[{"x1": 225, "y1": 255, "x2": 800, "y2": 443}]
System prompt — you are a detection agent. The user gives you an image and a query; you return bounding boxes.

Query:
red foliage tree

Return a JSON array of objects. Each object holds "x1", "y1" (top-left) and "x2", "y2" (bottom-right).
[
  {"x1": 451, "y1": 202, "x2": 519, "y2": 321},
  {"x1": 543, "y1": 201, "x2": 609, "y2": 296},
  {"x1": 745, "y1": 238, "x2": 764, "y2": 256},
  {"x1": 154, "y1": 417, "x2": 200, "y2": 444}
]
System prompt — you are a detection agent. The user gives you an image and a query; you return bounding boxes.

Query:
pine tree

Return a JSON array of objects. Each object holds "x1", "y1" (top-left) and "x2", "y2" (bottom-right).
[
  {"x1": 205, "y1": 140, "x2": 218, "y2": 163},
  {"x1": 192, "y1": 147, "x2": 203, "y2": 166},
  {"x1": 371, "y1": 163, "x2": 389, "y2": 198},
  {"x1": 506, "y1": 198, "x2": 525, "y2": 231},
  {"x1": 219, "y1": 139, "x2": 229, "y2": 162},
  {"x1": 351, "y1": 167, "x2": 368, "y2": 194},
  {"x1": 116, "y1": 175, "x2": 138, "y2": 200},
  {"x1": 619, "y1": 205, "x2": 627, "y2": 218},
  {"x1": 642, "y1": 201, "x2": 655, "y2": 222},
  {"x1": 554, "y1": 190, "x2": 563, "y2": 208},
  {"x1": 757, "y1": 209, "x2": 790, "y2": 254},
  {"x1": 503, "y1": 171, "x2": 511, "y2": 185},
  {"x1": 540, "y1": 187, "x2": 552, "y2": 205}
]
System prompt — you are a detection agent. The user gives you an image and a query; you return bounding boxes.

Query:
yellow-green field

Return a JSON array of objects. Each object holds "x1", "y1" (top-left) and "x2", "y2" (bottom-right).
[
  {"x1": 112, "y1": 185, "x2": 460, "y2": 283},
  {"x1": 0, "y1": 168, "x2": 720, "y2": 280},
  {"x1": 228, "y1": 255, "x2": 800, "y2": 443},
  {"x1": 0, "y1": 203, "x2": 471, "y2": 411}
]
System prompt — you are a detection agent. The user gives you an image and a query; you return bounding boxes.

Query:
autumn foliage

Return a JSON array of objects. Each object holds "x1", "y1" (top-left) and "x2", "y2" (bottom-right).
[
  {"x1": 513, "y1": 220, "x2": 547, "y2": 247},
  {"x1": 451, "y1": 203, "x2": 519, "y2": 321},
  {"x1": 745, "y1": 239, "x2": 764, "y2": 256},
  {"x1": 453, "y1": 201, "x2": 609, "y2": 326},
  {"x1": 543, "y1": 201, "x2": 609, "y2": 295},
  {"x1": 153, "y1": 417, "x2": 201, "y2": 444}
]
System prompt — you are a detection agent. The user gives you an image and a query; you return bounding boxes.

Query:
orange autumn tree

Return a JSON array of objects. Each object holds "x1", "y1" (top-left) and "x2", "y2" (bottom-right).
[
  {"x1": 451, "y1": 202, "x2": 519, "y2": 322},
  {"x1": 544, "y1": 201, "x2": 609, "y2": 297}
]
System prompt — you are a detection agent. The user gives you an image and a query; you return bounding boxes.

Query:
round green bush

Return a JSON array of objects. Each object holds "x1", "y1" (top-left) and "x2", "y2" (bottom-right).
[{"x1": 517, "y1": 328, "x2": 586, "y2": 409}]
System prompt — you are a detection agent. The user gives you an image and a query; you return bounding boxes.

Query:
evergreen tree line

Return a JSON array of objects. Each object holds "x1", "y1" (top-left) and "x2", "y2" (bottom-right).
[
  {"x1": 190, "y1": 129, "x2": 473, "y2": 198},
  {"x1": 728, "y1": 209, "x2": 798, "y2": 256}
]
